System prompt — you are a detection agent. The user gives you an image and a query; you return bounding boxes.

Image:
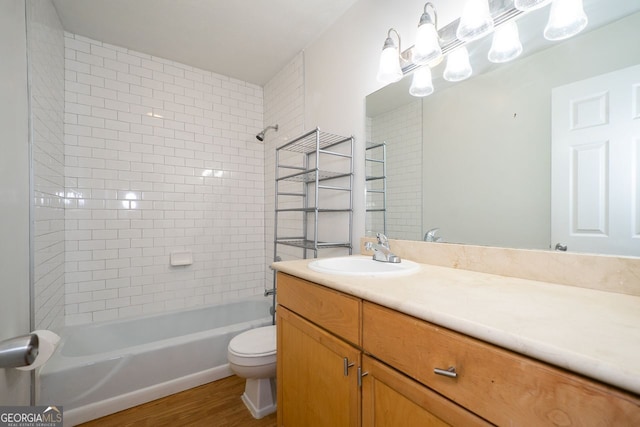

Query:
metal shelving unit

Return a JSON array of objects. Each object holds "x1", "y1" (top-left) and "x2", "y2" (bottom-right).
[
  {"x1": 274, "y1": 128, "x2": 354, "y2": 260},
  {"x1": 365, "y1": 141, "x2": 387, "y2": 235}
]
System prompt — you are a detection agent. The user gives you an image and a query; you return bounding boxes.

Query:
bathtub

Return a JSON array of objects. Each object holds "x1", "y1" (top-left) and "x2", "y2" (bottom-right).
[{"x1": 38, "y1": 296, "x2": 272, "y2": 426}]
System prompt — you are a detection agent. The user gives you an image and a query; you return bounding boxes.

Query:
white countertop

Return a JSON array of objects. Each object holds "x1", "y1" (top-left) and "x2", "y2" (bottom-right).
[{"x1": 273, "y1": 256, "x2": 640, "y2": 396}]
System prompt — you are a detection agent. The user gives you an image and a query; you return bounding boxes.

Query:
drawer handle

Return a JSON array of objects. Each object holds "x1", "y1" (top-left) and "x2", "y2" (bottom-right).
[{"x1": 434, "y1": 366, "x2": 458, "y2": 378}]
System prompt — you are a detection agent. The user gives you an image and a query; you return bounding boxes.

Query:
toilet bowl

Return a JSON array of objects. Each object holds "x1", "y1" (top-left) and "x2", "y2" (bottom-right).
[{"x1": 227, "y1": 325, "x2": 277, "y2": 419}]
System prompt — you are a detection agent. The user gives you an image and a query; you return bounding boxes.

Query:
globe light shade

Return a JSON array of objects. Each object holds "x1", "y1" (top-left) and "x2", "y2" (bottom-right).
[
  {"x1": 488, "y1": 21, "x2": 523, "y2": 63},
  {"x1": 443, "y1": 47, "x2": 472, "y2": 82},
  {"x1": 544, "y1": 0, "x2": 588, "y2": 41},
  {"x1": 456, "y1": 0, "x2": 494, "y2": 42},
  {"x1": 409, "y1": 66, "x2": 434, "y2": 97},
  {"x1": 413, "y1": 15, "x2": 442, "y2": 65},
  {"x1": 377, "y1": 39, "x2": 403, "y2": 84}
]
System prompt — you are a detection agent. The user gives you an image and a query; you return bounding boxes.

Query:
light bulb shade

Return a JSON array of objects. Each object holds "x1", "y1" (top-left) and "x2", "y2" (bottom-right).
[
  {"x1": 376, "y1": 39, "x2": 403, "y2": 84},
  {"x1": 456, "y1": 0, "x2": 494, "y2": 42},
  {"x1": 443, "y1": 47, "x2": 472, "y2": 82},
  {"x1": 544, "y1": 0, "x2": 588, "y2": 41},
  {"x1": 488, "y1": 22, "x2": 523, "y2": 63},
  {"x1": 413, "y1": 15, "x2": 442, "y2": 65},
  {"x1": 514, "y1": 0, "x2": 552, "y2": 11},
  {"x1": 409, "y1": 66, "x2": 434, "y2": 97}
]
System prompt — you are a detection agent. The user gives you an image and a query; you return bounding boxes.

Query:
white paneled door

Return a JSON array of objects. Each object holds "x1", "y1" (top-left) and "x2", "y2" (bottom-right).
[{"x1": 551, "y1": 64, "x2": 640, "y2": 256}]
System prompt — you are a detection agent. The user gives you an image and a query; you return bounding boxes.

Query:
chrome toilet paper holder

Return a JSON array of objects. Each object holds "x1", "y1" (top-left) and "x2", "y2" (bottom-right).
[{"x1": 0, "y1": 334, "x2": 39, "y2": 368}]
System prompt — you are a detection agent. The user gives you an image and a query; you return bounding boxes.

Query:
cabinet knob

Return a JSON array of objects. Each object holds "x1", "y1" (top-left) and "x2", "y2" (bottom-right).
[{"x1": 434, "y1": 366, "x2": 458, "y2": 378}]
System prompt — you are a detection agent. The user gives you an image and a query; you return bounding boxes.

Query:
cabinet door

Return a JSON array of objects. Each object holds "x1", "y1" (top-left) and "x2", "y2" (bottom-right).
[
  {"x1": 277, "y1": 306, "x2": 360, "y2": 427},
  {"x1": 361, "y1": 355, "x2": 489, "y2": 427}
]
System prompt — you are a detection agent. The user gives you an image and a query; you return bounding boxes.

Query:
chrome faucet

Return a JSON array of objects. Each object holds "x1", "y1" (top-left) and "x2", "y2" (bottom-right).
[
  {"x1": 424, "y1": 228, "x2": 442, "y2": 242},
  {"x1": 365, "y1": 233, "x2": 401, "y2": 263}
]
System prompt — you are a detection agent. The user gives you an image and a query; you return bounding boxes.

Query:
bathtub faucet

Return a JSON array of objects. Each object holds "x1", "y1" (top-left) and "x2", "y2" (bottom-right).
[
  {"x1": 365, "y1": 233, "x2": 401, "y2": 263},
  {"x1": 264, "y1": 288, "x2": 276, "y2": 297}
]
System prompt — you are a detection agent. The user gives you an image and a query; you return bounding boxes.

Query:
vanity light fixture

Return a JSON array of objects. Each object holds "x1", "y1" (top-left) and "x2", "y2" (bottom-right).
[
  {"x1": 544, "y1": 0, "x2": 588, "y2": 41},
  {"x1": 488, "y1": 21, "x2": 523, "y2": 63},
  {"x1": 456, "y1": 0, "x2": 494, "y2": 42},
  {"x1": 378, "y1": 0, "x2": 589, "y2": 98},
  {"x1": 443, "y1": 47, "x2": 473, "y2": 82},
  {"x1": 376, "y1": 28, "x2": 404, "y2": 84},
  {"x1": 412, "y1": 3, "x2": 442, "y2": 66},
  {"x1": 409, "y1": 66, "x2": 435, "y2": 97},
  {"x1": 514, "y1": 0, "x2": 552, "y2": 12}
]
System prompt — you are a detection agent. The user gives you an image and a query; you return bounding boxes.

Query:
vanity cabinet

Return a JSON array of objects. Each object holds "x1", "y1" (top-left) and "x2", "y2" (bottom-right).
[
  {"x1": 276, "y1": 272, "x2": 640, "y2": 426},
  {"x1": 277, "y1": 273, "x2": 361, "y2": 426},
  {"x1": 363, "y1": 302, "x2": 640, "y2": 426}
]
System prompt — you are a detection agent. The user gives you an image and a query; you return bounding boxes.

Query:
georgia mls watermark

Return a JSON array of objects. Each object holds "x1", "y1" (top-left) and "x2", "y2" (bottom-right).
[{"x1": 0, "y1": 406, "x2": 62, "y2": 427}]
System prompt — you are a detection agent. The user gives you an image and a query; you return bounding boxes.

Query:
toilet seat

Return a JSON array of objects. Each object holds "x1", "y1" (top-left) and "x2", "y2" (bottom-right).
[{"x1": 228, "y1": 325, "x2": 276, "y2": 367}]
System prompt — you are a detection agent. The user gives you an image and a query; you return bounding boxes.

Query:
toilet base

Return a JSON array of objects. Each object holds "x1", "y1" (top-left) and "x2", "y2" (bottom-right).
[{"x1": 241, "y1": 377, "x2": 276, "y2": 419}]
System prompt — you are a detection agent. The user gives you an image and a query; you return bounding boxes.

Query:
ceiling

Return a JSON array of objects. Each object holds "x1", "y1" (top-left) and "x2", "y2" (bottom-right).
[{"x1": 52, "y1": 0, "x2": 359, "y2": 86}]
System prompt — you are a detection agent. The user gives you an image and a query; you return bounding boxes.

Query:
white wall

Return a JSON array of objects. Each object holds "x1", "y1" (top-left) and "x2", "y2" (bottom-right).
[
  {"x1": 299, "y1": 0, "x2": 465, "y2": 244},
  {"x1": 63, "y1": 34, "x2": 266, "y2": 325},
  {"x1": 0, "y1": 0, "x2": 32, "y2": 405},
  {"x1": 28, "y1": 0, "x2": 66, "y2": 332}
]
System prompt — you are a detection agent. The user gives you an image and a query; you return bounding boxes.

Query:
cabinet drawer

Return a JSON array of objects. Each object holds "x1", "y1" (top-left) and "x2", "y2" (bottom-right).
[
  {"x1": 277, "y1": 272, "x2": 361, "y2": 345},
  {"x1": 363, "y1": 301, "x2": 640, "y2": 426},
  {"x1": 362, "y1": 355, "x2": 489, "y2": 427}
]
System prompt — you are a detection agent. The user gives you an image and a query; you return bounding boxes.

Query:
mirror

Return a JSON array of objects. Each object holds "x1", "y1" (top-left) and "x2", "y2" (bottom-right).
[{"x1": 365, "y1": 0, "x2": 640, "y2": 256}]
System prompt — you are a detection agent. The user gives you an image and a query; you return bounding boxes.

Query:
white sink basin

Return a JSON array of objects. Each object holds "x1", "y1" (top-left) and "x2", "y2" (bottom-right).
[{"x1": 308, "y1": 255, "x2": 420, "y2": 276}]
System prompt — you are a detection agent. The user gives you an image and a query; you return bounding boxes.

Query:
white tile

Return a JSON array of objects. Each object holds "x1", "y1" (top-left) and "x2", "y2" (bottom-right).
[{"x1": 63, "y1": 32, "x2": 267, "y2": 325}]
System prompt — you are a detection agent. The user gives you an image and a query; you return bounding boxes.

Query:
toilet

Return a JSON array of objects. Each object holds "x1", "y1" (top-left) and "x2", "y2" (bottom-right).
[{"x1": 227, "y1": 325, "x2": 277, "y2": 419}]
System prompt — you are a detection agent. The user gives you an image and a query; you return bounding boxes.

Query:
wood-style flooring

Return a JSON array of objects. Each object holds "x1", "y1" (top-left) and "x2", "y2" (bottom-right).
[{"x1": 78, "y1": 375, "x2": 277, "y2": 427}]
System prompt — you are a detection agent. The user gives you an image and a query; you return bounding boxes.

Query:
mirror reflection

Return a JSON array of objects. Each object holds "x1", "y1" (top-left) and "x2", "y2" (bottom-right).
[{"x1": 365, "y1": 1, "x2": 640, "y2": 256}]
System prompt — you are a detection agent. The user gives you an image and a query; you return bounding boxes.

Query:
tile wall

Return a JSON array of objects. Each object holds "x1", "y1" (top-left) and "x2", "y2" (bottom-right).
[
  {"x1": 28, "y1": 0, "x2": 66, "y2": 331},
  {"x1": 369, "y1": 99, "x2": 423, "y2": 241},
  {"x1": 63, "y1": 33, "x2": 266, "y2": 325},
  {"x1": 263, "y1": 53, "x2": 306, "y2": 286}
]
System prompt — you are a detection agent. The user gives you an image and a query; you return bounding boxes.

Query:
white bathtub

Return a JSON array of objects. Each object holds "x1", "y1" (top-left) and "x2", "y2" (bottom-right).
[{"x1": 38, "y1": 296, "x2": 272, "y2": 426}]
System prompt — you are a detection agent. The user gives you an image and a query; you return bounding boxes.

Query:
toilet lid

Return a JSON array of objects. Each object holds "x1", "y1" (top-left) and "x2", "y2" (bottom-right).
[{"x1": 228, "y1": 325, "x2": 276, "y2": 357}]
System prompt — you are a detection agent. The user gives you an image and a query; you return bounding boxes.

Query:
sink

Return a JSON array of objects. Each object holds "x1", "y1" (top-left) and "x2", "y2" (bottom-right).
[{"x1": 308, "y1": 255, "x2": 420, "y2": 276}]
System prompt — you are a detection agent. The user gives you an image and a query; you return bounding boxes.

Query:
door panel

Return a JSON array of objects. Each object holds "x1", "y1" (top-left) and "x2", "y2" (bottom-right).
[{"x1": 552, "y1": 64, "x2": 640, "y2": 255}]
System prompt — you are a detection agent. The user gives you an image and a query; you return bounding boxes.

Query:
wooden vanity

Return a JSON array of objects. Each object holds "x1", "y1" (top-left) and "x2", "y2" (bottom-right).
[{"x1": 275, "y1": 271, "x2": 640, "y2": 426}]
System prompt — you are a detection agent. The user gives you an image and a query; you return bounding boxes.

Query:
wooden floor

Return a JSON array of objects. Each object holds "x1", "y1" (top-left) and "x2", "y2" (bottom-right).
[{"x1": 79, "y1": 375, "x2": 277, "y2": 427}]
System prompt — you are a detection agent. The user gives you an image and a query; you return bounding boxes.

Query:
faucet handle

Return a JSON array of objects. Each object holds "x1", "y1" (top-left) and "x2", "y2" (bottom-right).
[
  {"x1": 424, "y1": 228, "x2": 442, "y2": 242},
  {"x1": 376, "y1": 232, "x2": 389, "y2": 247}
]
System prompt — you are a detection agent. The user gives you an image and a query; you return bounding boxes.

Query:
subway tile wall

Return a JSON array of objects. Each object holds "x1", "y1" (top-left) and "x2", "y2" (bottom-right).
[
  {"x1": 28, "y1": 0, "x2": 66, "y2": 331},
  {"x1": 263, "y1": 53, "x2": 306, "y2": 286},
  {"x1": 64, "y1": 33, "x2": 266, "y2": 325},
  {"x1": 370, "y1": 100, "x2": 423, "y2": 241}
]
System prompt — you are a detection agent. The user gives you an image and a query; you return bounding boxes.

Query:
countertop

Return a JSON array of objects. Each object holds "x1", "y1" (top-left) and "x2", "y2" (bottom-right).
[{"x1": 272, "y1": 255, "x2": 640, "y2": 396}]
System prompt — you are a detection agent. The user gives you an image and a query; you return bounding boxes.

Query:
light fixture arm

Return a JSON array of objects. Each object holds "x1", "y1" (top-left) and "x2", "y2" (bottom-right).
[
  {"x1": 383, "y1": 28, "x2": 402, "y2": 55},
  {"x1": 420, "y1": 2, "x2": 439, "y2": 34}
]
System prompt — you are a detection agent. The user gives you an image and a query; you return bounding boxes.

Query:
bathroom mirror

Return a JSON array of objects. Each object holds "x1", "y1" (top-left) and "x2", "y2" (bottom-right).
[{"x1": 365, "y1": 0, "x2": 640, "y2": 256}]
